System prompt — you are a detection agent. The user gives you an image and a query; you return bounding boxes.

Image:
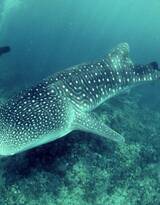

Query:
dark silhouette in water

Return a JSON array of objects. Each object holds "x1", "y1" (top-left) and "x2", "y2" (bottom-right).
[{"x1": 0, "y1": 46, "x2": 10, "y2": 56}]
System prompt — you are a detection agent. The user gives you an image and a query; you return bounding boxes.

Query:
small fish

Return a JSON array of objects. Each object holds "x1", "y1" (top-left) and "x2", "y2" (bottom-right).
[
  {"x1": 0, "y1": 43, "x2": 159, "y2": 156},
  {"x1": 0, "y1": 46, "x2": 10, "y2": 56}
]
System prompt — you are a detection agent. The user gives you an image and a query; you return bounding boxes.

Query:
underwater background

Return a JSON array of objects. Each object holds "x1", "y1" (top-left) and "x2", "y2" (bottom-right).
[{"x1": 0, "y1": 0, "x2": 160, "y2": 204}]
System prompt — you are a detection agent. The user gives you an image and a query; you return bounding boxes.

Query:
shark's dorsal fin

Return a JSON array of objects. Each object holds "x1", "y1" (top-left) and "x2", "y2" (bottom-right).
[
  {"x1": 107, "y1": 43, "x2": 134, "y2": 70},
  {"x1": 109, "y1": 42, "x2": 130, "y2": 59}
]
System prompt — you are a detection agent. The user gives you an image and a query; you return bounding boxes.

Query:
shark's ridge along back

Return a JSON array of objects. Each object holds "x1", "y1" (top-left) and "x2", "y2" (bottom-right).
[{"x1": 0, "y1": 43, "x2": 159, "y2": 156}]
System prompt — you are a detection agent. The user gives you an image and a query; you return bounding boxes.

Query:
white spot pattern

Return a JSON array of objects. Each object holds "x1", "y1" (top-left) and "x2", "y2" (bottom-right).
[{"x1": 0, "y1": 43, "x2": 159, "y2": 155}]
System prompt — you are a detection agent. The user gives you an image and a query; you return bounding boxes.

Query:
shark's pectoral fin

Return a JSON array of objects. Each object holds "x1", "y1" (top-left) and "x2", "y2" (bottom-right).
[{"x1": 72, "y1": 112, "x2": 125, "y2": 143}]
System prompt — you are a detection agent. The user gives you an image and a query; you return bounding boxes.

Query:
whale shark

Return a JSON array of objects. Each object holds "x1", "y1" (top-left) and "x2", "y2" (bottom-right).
[{"x1": 0, "y1": 43, "x2": 159, "y2": 156}]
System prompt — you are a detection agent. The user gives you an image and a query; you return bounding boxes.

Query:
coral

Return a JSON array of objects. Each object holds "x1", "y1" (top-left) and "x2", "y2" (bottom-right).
[{"x1": 0, "y1": 88, "x2": 160, "y2": 205}]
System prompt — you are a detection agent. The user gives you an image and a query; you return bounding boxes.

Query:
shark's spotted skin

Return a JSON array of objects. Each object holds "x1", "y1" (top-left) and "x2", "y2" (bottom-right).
[
  {"x1": 0, "y1": 82, "x2": 74, "y2": 155},
  {"x1": 0, "y1": 43, "x2": 159, "y2": 156}
]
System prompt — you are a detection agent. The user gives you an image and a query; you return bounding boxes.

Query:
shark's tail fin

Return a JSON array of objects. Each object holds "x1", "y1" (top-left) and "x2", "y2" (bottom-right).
[{"x1": 108, "y1": 43, "x2": 160, "y2": 82}]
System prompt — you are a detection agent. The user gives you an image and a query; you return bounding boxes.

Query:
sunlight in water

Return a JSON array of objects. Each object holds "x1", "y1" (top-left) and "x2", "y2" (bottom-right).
[{"x1": 0, "y1": 0, "x2": 22, "y2": 32}]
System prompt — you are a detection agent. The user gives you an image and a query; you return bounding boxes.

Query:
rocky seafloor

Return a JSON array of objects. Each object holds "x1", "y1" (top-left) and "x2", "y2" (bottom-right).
[{"x1": 0, "y1": 84, "x2": 160, "y2": 205}]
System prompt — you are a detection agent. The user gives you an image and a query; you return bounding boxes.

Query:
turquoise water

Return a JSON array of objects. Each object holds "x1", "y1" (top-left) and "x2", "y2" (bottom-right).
[
  {"x1": 0, "y1": 0, "x2": 160, "y2": 204},
  {"x1": 0, "y1": 0, "x2": 160, "y2": 91}
]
